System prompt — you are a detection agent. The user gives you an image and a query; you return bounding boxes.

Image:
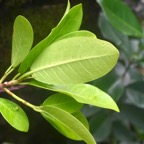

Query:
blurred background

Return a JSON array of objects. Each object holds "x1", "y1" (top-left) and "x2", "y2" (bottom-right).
[{"x1": 0, "y1": 0, "x2": 144, "y2": 144}]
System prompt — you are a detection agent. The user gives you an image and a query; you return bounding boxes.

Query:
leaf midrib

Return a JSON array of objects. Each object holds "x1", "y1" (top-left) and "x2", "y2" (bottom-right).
[{"x1": 31, "y1": 53, "x2": 116, "y2": 73}]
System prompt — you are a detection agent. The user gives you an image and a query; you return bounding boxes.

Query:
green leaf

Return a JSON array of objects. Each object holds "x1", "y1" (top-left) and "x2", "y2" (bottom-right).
[
  {"x1": 43, "y1": 93, "x2": 83, "y2": 113},
  {"x1": 72, "y1": 111, "x2": 89, "y2": 130},
  {"x1": 0, "y1": 98, "x2": 29, "y2": 132},
  {"x1": 28, "y1": 80, "x2": 120, "y2": 112},
  {"x1": 126, "y1": 81, "x2": 144, "y2": 108},
  {"x1": 18, "y1": 3, "x2": 83, "y2": 73},
  {"x1": 89, "y1": 110, "x2": 112, "y2": 142},
  {"x1": 11, "y1": 15, "x2": 33, "y2": 67},
  {"x1": 57, "y1": 30, "x2": 96, "y2": 41},
  {"x1": 97, "y1": 0, "x2": 143, "y2": 37},
  {"x1": 30, "y1": 37, "x2": 119, "y2": 84},
  {"x1": 98, "y1": 13, "x2": 131, "y2": 57},
  {"x1": 41, "y1": 105, "x2": 96, "y2": 144}
]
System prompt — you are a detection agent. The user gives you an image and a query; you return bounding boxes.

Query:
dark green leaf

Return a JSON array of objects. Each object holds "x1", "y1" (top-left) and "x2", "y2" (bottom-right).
[
  {"x1": 126, "y1": 81, "x2": 144, "y2": 108},
  {"x1": 89, "y1": 110, "x2": 112, "y2": 142},
  {"x1": 98, "y1": 13, "x2": 131, "y2": 57},
  {"x1": 97, "y1": 0, "x2": 143, "y2": 37},
  {"x1": 0, "y1": 98, "x2": 29, "y2": 132}
]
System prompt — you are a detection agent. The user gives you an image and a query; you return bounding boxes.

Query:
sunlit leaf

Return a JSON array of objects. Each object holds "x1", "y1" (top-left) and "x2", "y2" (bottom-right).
[
  {"x1": 28, "y1": 80, "x2": 120, "y2": 112},
  {"x1": 72, "y1": 111, "x2": 89, "y2": 130},
  {"x1": 97, "y1": 0, "x2": 143, "y2": 37},
  {"x1": 0, "y1": 98, "x2": 29, "y2": 132},
  {"x1": 11, "y1": 15, "x2": 33, "y2": 67},
  {"x1": 41, "y1": 105, "x2": 96, "y2": 144},
  {"x1": 19, "y1": 3, "x2": 82, "y2": 73},
  {"x1": 43, "y1": 93, "x2": 83, "y2": 113},
  {"x1": 57, "y1": 30, "x2": 96, "y2": 41},
  {"x1": 30, "y1": 37, "x2": 119, "y2": 84}
]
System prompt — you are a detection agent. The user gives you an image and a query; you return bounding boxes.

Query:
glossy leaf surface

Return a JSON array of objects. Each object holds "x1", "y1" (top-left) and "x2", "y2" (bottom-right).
[
  {"x1": 28, "y1": 80, "x2": 119, "y2": 112},
  {"x1": 30, "y1": 37, "x2": 119, "y2": 84},
  {"x1": 19, "y1": 4, "x2": 82, "y2": 73},
  {"x1": 0, "y1": 98, "x2": 29, "y2": 132},
  {"x1": 97, "y1": 0, "x2": 143, "y2": 37},
  {"x1": 12, "y1": 15, "x2": 33, "y2": 67},
  {"x1": 41, "y1": 105, "x2": 96, "y2": 144}
]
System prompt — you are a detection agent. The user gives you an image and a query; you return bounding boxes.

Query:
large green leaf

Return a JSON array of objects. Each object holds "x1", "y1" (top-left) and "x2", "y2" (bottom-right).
[
  {"x1": 30, "y1": 37, "x2": 119, "y2": 84},
  {"x1": 97, "y1": 0, "x2": 143, "y2": 37},
  {"x1": 43, "y1": 93, "x2": 83, "y2": 113},
  {"x1": 18, "y1": 3, "x2": 82, "y2": 73},
  {"x1": 0, "y1": 98, "x2": 29, "y2": 132},
  {"x1": 41, "y1": 105, "x2": 96, "y2": 144},
  {"x1": 11, "y1": 15, "x2": 33, "y2": 67},
  {"x1": 28, "y1": 80, "x2": 119, "y2": 112}
]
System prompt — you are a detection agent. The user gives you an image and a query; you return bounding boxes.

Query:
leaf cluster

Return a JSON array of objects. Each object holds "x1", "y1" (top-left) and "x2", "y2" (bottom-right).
[
  {"x1": 0, "y1": 1, "x2": 119, "y2": 144},
  {"x1": 87, "y1": 0, "x2": 144, "y2": 143}
]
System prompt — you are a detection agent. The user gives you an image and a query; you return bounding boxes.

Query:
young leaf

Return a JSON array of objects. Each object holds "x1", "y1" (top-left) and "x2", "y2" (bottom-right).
[
  {"x1": 11, "y1": 15, "x2": 33, "y2": 67},
  {"x1": 56, "y1": 30, "x2": 96, "y2": 41},
  {"x1": 28, "y1": 80, "x2": 120, "y2": 112},
  {"x1": 41, "y1": 105, "x2": 96, "y2": 144},
  {"x1": 0, "y1": 98, "x2": 29, "y2": 132},
  {"x1": 97, "y1": 0, "x2": 143, "y2": 37},
  {"x1": 30, "y1": 37, "x2": 119, "y2": 84},
  {"x1": 18, "y1": 3, "x2": 83, "y2": 73},
  {"x1": 43, "y1": 93, "x2": 83, "y2": 113}
]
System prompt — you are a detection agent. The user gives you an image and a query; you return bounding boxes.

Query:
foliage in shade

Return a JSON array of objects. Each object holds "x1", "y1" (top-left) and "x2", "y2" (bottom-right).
[
  {"x1": 11, "y1": 15, "x2": 33, "y2": 67},
  {"x1": 97, "y1": 0, "x2": 143, "y2": 37},
  {"x1": 0, "y1": 98, "x2": 29, "y2": 132}
]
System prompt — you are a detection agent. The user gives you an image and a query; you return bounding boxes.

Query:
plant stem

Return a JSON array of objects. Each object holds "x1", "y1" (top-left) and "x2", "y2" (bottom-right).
[
  {"x1": 3, "y1": 87, "x2": 42, "y2": 112},
  {"x1": 0, "y1": 66, "x2": 15, "y2": 84}
]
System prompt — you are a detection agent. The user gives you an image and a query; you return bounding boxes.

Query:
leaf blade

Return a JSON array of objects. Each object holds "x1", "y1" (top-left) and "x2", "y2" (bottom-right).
[
  {"x1": 41, "y1": 105, "x2": 96, "y2": 144},
  {"x1": 0, "y1": 98, "x2": 29, "y2": 132},
  {"x1": 97, "y1": 0, "x2": 143, "y2": 37},
  {"x1": 12, "y1": 15, "x2": 33, "y2": 67},
  {"x1": 30, "y1": 37, "x2": 119, "y2": 84},
  {"x1": 18, "y1": 4, "x2": 82, "y2": 73},
  {"x1": 28, "y1": 80, "x2": 120, "y2": 112},
  {"x1": 43, "y1": 93, "x2": 83, "y2": 113}
]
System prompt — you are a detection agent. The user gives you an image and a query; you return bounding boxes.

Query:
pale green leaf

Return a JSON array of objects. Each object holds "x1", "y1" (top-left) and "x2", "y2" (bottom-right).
[
  {"x1": 18, "y1": 3, "x2": 82, "y2": 73},
  {"x1": 97, "y1": 0, "x2": 143, "y2": 37},
  {"x1": 43, "y1": 93, "x2": 83, "y2": 113},
  {"x1": 57, "y1": 30, "x2": 96, "y2": 41},
  {"x1": 41, "y1": 105, "x2": 96, "y2": 144},
  {"x1": 28, "y1": 80, "x2": 120, "y2": 112},
  {"x1": 12, "y1": 15, "x2": 33, "y2": 67},
  {"x1": 30, "y1": 37, "x2": 119, "y2": 84},
  {"x1": 0, "y1": 98, "x2": 29, "y2": 132},
  {"x1": 72, "y1": 111, "x2": 89, "y2": 130}
]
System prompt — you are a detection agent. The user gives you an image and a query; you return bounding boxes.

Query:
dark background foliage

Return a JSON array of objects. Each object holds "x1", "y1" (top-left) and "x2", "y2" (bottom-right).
[{"x1": 0, "y1": 0, "x2": 144, "y2": 144}]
